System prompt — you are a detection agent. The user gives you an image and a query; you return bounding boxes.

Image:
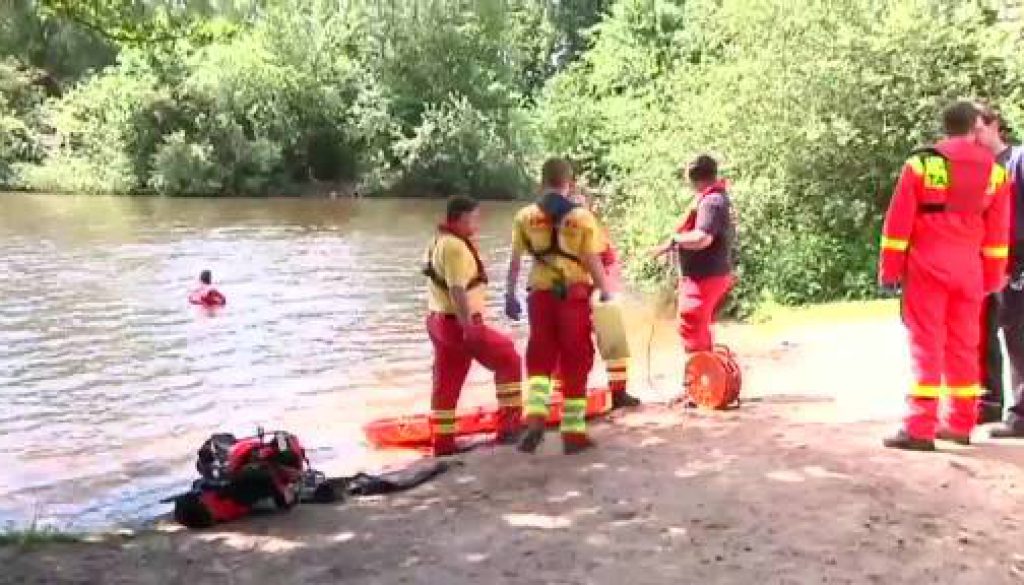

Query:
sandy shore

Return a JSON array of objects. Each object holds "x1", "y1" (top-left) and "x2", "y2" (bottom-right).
[{"x1": 8, "y1": 305, "x2": 1024, "y2": 584}]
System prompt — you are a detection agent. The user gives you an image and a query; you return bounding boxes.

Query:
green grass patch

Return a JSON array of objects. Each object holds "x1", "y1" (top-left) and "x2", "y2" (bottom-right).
[{"x1": 0, "y1": 522, "x2": 82, "y2": 548}]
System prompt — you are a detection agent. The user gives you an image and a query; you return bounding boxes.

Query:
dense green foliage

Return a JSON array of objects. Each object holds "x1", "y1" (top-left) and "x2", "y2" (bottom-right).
[
  {"x1": 0, "y1": 60, "x2": 46, "y2": 186},
  {"x1": 1, "y1": 0, "x2": 1023, "y2": 307},
  {"x1": 2, "y1": 0, "x2": 574, "y2": 197},
  {"x1": 537, "y1": 0, "x2": 1024, "y2": 310}
]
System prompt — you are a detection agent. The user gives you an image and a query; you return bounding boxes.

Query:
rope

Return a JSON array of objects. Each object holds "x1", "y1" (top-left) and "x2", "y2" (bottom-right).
[{"x1": 645, "y1": 262, "x2": 679, "y2": 395}]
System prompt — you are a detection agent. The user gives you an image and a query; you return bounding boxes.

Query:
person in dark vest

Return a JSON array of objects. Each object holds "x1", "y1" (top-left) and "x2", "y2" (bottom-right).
[
  {"x1": 651, "y1": 154, "x2": 735, "y2": 356},
  {"x1": 424, "y1": 196, "x2": 523, "y2": 457},
  {"x1": 975, "y1": 104, "x2": 1024, "y2": 437}
]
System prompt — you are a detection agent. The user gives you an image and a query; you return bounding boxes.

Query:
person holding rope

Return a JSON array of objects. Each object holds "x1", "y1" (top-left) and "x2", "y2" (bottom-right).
[{"x1": 650, "y1": 155, "x2": 735, "y2": 357}]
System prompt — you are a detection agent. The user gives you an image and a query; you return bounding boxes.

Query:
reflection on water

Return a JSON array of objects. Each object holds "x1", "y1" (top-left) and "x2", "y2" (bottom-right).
[{"x1": 0, "y1": 194, "x2": 536, "y2": 529}]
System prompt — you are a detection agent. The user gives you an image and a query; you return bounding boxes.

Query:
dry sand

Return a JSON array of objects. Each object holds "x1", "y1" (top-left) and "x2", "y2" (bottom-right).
[{"x1": 7, "y1": 307, "x2": 1024, "y2": 584}]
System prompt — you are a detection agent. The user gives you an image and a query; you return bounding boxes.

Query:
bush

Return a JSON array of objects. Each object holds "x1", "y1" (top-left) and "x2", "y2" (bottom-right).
[
  {"x1": 7, "y1": 1, "x2": 586, "y2": 197},
  {"x1": 538, "y1": 0, "x2": 1024, "y2": 312},
  {"x1": 148, "y1": 131, "x2": 221, "y2": 195},
  {"x1": 0, "y1": 59, "x2": 45, "y2": 187},
  {"x1": 365, "y1": 1, "x2": 554, "y2": 195},
  {"x1": 392, "y1": 94, "x2": 532, "y2": 198},
  {"x1": 24, "y1": 57, "x2": 164, "y2": 193}
]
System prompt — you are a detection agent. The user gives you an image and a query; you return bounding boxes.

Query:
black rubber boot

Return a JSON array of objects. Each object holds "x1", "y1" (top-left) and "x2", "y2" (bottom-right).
[
  {"x1": 562, "y1": 436, "x2": 596, "y2": 455},
  {"x1": 936, "y1": 429, "x2": 971, "y2": 446},
  {"x1": 495, "y1": 428, "x2": 525, "y2": 446},
  {"x1": 882, "y1": 430, "x2": 936, "y2": 452},
  {"x1": 611, "y1": 391, "x2": 642, "y2": 410},
  {"x1": 517, "y1": 422, "x2": 546, "y2": 454}
]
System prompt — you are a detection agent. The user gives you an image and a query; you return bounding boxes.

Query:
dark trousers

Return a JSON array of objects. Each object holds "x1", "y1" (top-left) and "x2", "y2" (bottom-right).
[
  {"x1": 981, "y1": 294, "x2": 1004, "y2": 413},
  {"x1": 983, "y1": 257, "x2": 1024, "y2": 428}
]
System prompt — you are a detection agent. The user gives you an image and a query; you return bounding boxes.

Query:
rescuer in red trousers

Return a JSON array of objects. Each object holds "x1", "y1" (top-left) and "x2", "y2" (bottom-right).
[
  {"x1": 879, "y1": 101, "x2": 1012, "y2": 451},
  {"x1": 549, "y1": 187, "x2": 641, "y2": 409},
  {"x1": 424, "y1": 196, "x2": 522, "y2": 457},
  {"x1": 651, "y1": 155, "x2": 735, "y2": 354},
  {"x1": 505, "y1": 157, "x2": 614, "y2": 454}
]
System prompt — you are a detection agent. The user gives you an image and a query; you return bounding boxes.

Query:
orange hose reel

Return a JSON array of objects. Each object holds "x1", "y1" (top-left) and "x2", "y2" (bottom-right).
[{"x1": 684, "y1": 345, "x2": 742, "y2": 410}]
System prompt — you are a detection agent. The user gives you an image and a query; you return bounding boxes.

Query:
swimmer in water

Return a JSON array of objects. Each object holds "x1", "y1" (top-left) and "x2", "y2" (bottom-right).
[{"x1": 190, "y1": 270, "x2": 227, "y2": 307}]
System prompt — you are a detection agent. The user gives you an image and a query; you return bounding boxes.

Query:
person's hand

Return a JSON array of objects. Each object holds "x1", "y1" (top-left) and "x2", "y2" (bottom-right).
[
  {"x1": 648, "y1": 241, "x2": 673, "y2": 260},
  {"x1": 504, "y1": 293, "x2": 522, "y2": 321}
]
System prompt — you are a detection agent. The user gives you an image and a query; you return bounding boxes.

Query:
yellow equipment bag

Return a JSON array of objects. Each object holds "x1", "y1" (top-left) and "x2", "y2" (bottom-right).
[{"x1": 592, "y1": 299, "x2": 631, "y2": 362}]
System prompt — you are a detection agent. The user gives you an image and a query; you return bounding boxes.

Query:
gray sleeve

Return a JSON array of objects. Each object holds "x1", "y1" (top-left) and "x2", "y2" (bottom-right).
[{"x1": 695, "y1": 194, "x2": 727, "y2": 237}]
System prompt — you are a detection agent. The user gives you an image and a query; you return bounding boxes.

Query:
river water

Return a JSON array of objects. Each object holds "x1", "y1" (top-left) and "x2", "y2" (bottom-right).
[{"x1": 0, "y1": 194, "x2": 561, "y2": 530}]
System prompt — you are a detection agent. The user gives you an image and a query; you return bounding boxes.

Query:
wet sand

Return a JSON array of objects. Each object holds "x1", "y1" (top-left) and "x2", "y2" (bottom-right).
[{"x1": 9, "y1": 306, "x2": 1024, "y2": 584}]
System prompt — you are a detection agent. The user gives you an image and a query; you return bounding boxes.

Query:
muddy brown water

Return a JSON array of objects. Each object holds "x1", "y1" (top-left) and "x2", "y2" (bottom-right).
[{"x1": 0, "y1": 194, "x2": 579, "y2": 530}]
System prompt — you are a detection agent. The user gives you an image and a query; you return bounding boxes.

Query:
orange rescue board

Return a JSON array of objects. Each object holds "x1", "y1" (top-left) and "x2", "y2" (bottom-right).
[{"x1": 363, "y1": 387, "x2": 612, "y2": 449}]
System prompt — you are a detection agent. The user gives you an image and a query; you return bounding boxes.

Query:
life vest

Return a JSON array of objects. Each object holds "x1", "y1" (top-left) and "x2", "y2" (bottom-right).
[
  {"x1": 676, "y1": 180, "x2": 735, "y2": 278},
  {"x1": 189, "y1": 286, "x2": 226, "y2": 307},
  {"x1": 910, "y1": 146, "x2": 994, "y2": 216},
  {"x1": 422, "y1": 224, "x2": 488, "y2": 291},
  {"x1": 678, "y1": 180, "x2": 731, "y2": 231},
  {"x1": 522, "y1": 191, "x2": 584, "y2": 267}
]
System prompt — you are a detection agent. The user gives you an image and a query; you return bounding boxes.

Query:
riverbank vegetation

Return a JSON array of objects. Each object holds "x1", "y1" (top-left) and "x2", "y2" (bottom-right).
[
  {"x1": 1, "y1": 0, "x2": 1022, "y2": 309},
  {"x1": 0, "y1": 519, "x2": 81, "y2": 548}
]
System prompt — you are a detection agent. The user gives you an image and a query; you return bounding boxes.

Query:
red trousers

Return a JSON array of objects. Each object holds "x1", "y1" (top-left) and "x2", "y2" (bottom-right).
[
  {"x1": 427, "y1": 313, "x2": 522, "y2": 455},
  {"x1": 524, "y1": 288, "x2": 594, "y2": 444},
  {"x1": 902, "y1": 266, "x2": 984, "y2": 439},
  {"x1": 552, "y1": 360, "x2": 627, "y2": 396},
  {"x1": 678, "y1": 275, "x2": 733, "y2": 353}
]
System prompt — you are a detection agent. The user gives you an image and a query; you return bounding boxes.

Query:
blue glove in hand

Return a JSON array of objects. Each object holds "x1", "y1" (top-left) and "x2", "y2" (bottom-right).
[{"x1": 504, "y1": 293, "x2": 522, "y2": 321}]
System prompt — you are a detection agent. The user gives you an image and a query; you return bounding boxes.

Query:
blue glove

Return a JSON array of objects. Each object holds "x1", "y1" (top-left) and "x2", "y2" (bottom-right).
[{"x1": 504, "y1": 293, "x2": 522, "y2": 321}]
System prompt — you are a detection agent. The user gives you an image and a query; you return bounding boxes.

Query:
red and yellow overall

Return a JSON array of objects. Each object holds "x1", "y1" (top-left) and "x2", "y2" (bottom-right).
[
  {"x1": 880, "y1": 138, "x2": 1011, "y2": 439},
  {"x1": 552, "y1": 237, "x2": 628, "y2": 399},
  {"x1": 514, "y1": 204, "x2": 606, "y2": 448},
  {"x1": 424, "y1": 225, "x2": 522, "y2": 456}
]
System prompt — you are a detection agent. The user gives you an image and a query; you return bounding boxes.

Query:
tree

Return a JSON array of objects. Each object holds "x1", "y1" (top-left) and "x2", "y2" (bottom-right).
[
  {"x1": 538, "y1": 0, "x2": 1024, "y2": 311},
  {"x1": 35, "y1": 0, "x2": 261, "y2": 45}
]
